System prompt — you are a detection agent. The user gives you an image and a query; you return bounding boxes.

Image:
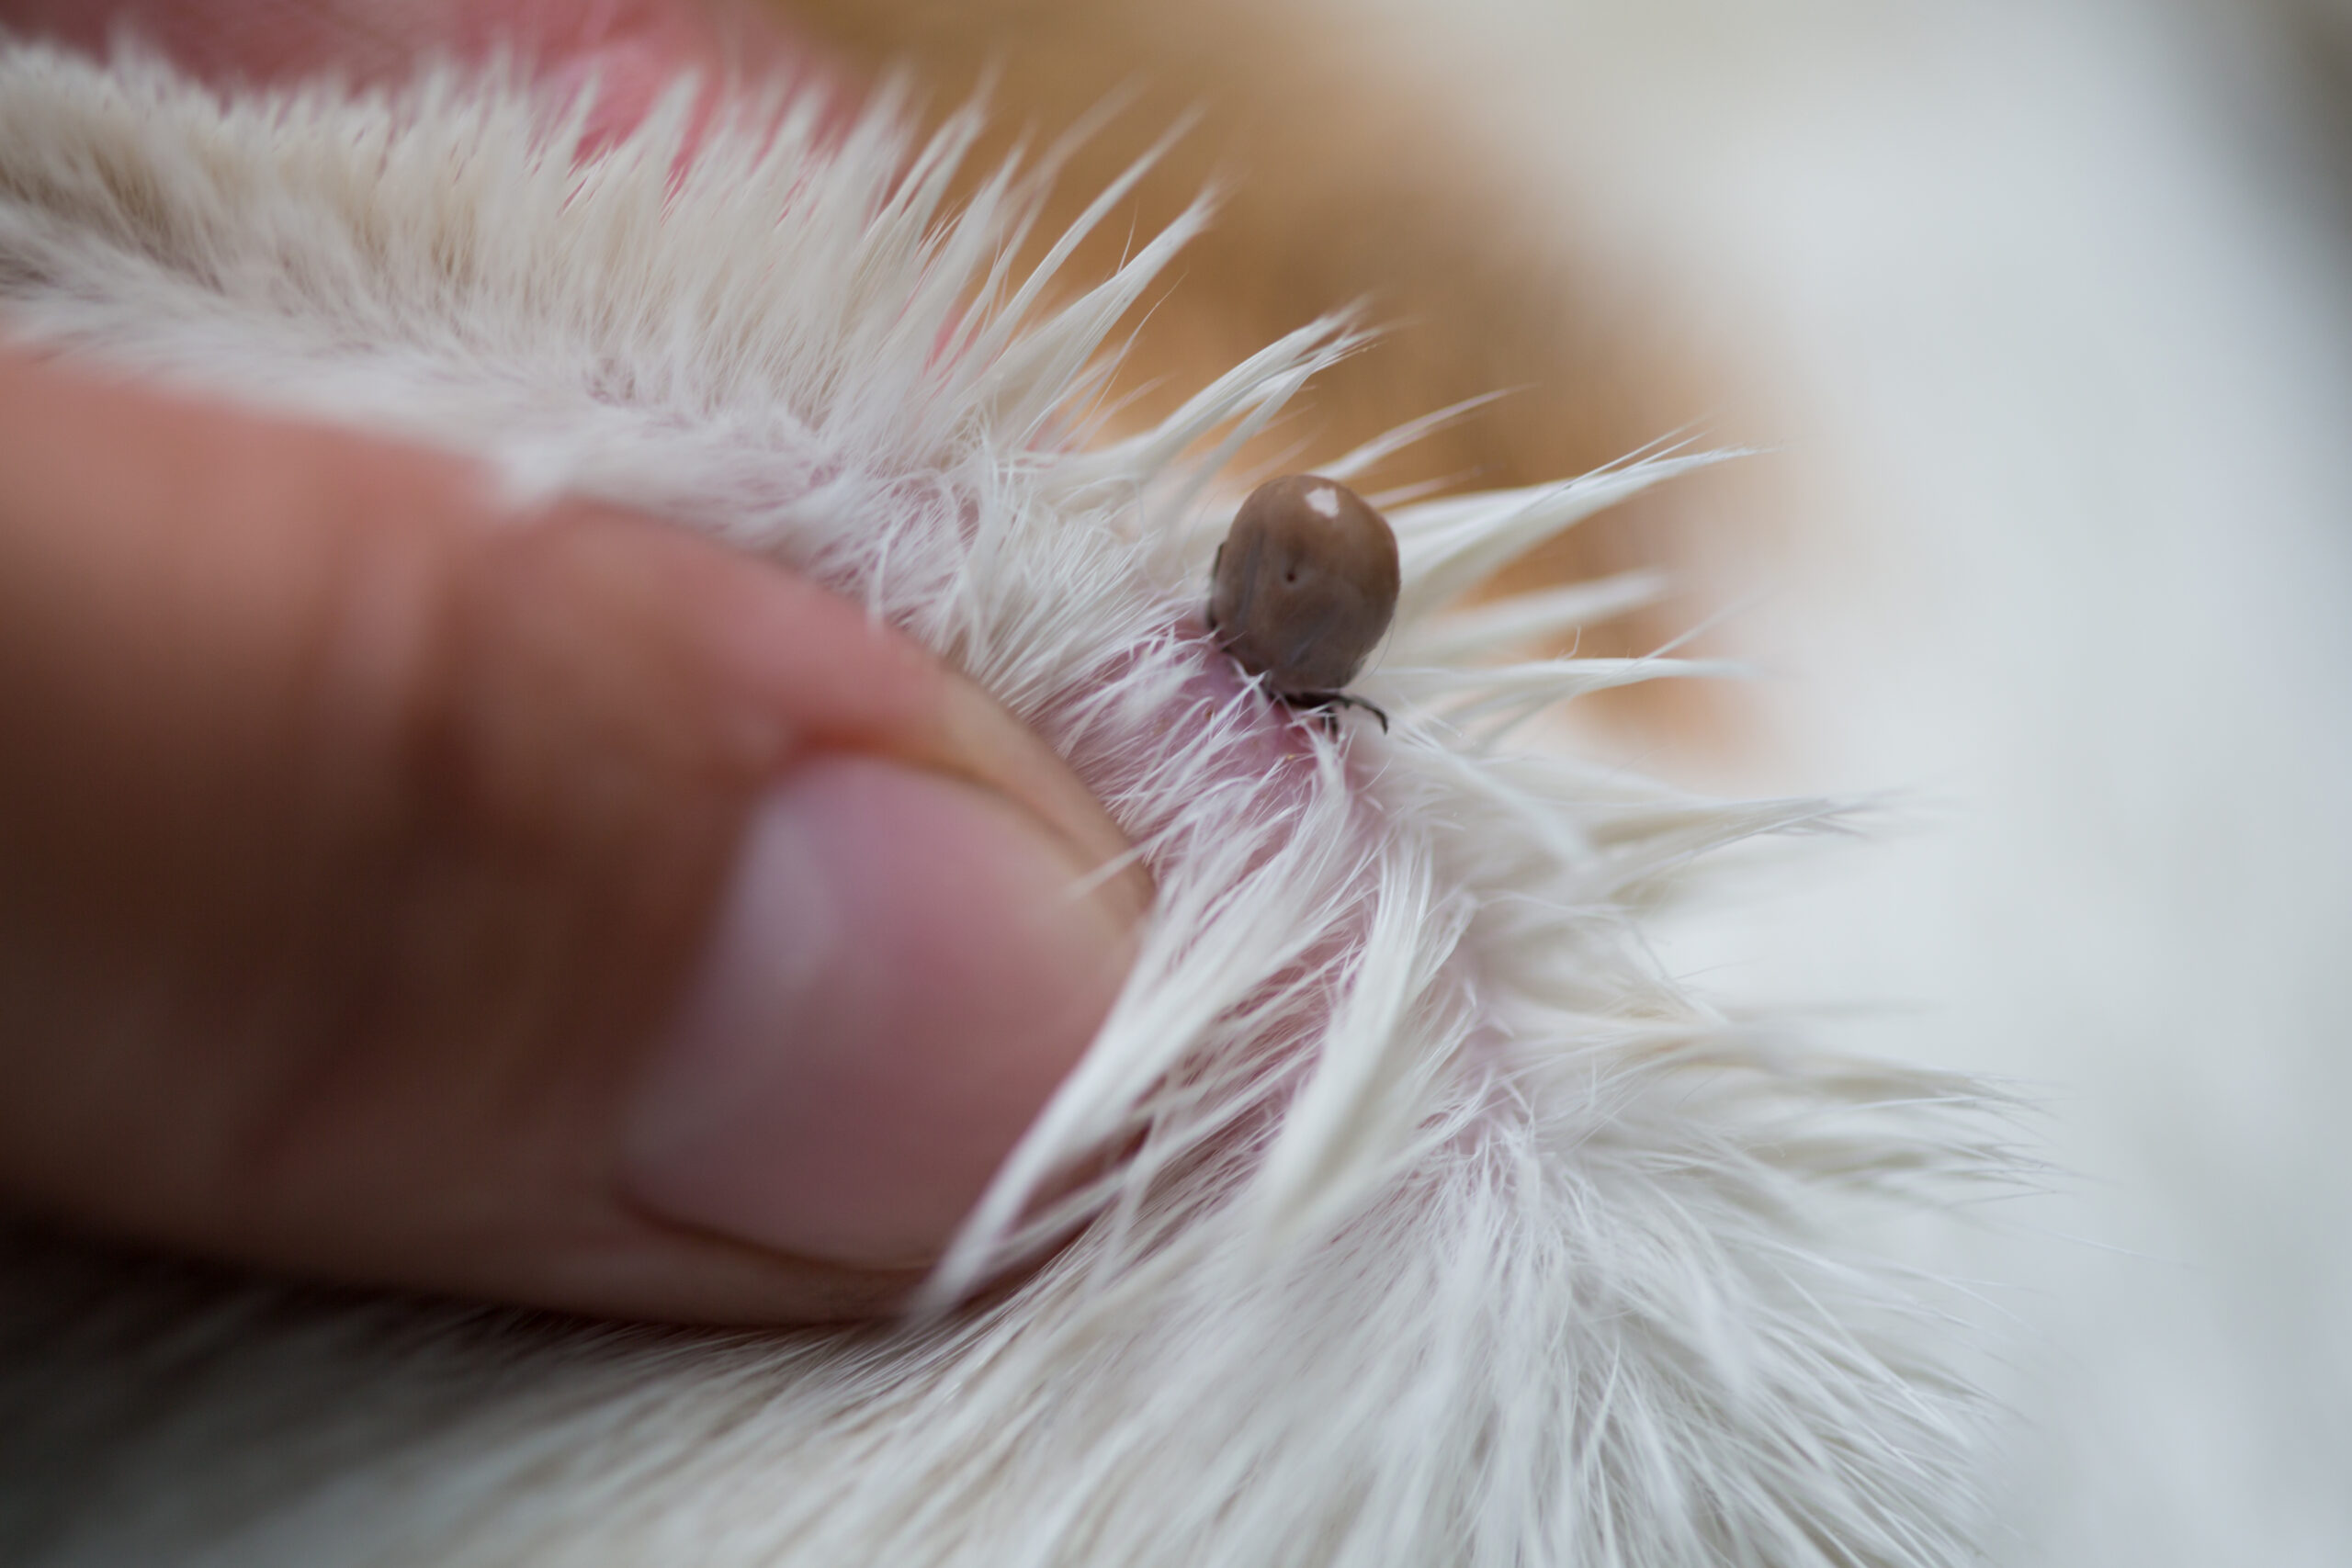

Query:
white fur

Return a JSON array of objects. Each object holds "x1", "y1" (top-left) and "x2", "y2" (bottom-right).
[{"x1": 0, "y1": 47, "x2": 2013, "y2": 1566}]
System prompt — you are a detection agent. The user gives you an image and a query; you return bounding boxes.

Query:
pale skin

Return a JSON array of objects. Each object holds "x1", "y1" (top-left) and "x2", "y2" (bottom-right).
[{"x1": 0, "y1": 0, "x2": 1146, "y2": 1325}]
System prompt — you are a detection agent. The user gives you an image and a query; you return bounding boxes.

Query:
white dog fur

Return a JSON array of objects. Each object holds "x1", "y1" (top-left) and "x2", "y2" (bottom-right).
[{"x1": 0, "y1": 38, "x2": 2041, "y2": 1568}]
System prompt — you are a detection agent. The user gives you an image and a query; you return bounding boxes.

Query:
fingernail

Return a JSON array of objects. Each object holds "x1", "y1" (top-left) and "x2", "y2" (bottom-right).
[{"x1": 621, "y1": 754, "x2": 1140, "y2": 1269}]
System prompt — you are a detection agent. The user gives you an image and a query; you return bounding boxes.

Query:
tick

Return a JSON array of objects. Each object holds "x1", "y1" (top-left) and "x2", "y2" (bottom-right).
[{"x1": 1206, "y1": 474, "x2": 1399, "y2": 731}]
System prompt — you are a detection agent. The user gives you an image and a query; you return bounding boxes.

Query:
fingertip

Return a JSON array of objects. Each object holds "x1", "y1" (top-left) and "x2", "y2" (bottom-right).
[{"x1": 620, "y1": 754, "x2": 1140, "y2": 1270}]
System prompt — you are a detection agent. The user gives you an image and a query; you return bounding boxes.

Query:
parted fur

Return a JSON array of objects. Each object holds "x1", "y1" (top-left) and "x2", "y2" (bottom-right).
[{"x1": 0, "y1": 46, "x2": 2015, "y2": 1568}]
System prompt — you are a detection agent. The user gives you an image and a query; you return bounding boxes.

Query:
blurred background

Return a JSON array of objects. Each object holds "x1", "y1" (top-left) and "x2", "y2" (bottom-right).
[{"x1": 787, "y1": 0, "x2": 2352, "y2": 1561}]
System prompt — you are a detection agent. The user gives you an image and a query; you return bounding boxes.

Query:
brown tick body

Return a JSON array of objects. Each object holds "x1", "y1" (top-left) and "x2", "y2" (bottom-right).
[{"x1": 1206, "y1": 475, "x2": 1400, "y2": 731}]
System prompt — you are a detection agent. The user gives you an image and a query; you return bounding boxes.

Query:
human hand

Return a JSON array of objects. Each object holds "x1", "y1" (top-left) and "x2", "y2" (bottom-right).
[{"x1": 0, "y1": 335, "x2": 1141, "y2": 1319}]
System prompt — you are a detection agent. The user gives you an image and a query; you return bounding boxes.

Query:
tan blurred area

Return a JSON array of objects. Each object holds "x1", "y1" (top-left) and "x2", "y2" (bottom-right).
[{"x1": 775, "y1": 0, "x2": 1749, "y2": 758}]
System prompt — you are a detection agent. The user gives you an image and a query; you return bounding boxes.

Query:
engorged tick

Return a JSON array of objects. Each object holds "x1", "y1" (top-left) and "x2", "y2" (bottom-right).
[{"x1": 1206, "y1": 474, "x2": 1399, "y2": 732}]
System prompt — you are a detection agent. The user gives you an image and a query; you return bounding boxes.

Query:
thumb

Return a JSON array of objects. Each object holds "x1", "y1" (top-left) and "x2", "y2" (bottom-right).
[{"x1": 0, "y1": 348, "x2": 1145, "y2": 1324}]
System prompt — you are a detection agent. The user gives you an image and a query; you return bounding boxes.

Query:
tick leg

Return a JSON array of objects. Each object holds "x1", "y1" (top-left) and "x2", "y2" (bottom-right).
[
  {"x1": 1283, "y1": 691, "x2": 1390, "y2": 734},
  {"x1": 1323, "y1": 692, "x2": 1391, "y2": 733}
]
